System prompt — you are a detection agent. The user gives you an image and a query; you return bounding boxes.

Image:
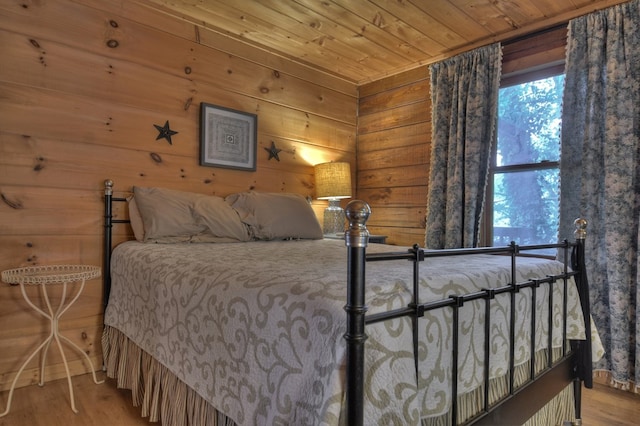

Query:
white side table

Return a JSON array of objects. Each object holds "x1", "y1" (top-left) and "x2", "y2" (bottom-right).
[{"x1": 0, "y1": 265, "x2": 104, "y2": 417}]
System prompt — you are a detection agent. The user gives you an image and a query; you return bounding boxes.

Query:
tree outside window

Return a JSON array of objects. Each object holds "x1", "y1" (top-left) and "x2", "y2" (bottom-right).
[{"x1": 489, "y1": 74, "x2": 564, "y2": 252}]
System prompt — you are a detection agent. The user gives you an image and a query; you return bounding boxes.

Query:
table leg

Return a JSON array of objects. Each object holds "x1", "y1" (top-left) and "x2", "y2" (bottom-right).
[
  {"x1": 0, "y1": 334, "x2": 52, "y2": 417},
  {"x1": 53, "y1": 280, "x2": 105, "y2": 386},
  {"x1": 0, "y1": 279, "x2": 103, "y2": 418}
]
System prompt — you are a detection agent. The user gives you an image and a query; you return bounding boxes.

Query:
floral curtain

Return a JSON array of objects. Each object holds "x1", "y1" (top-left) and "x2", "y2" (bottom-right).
[
  {"x1": 425, "y1": 44, "x2": 501, "y2": 249},
  {"x1": 559, "y1": 0, "x2": 640, "y2": 392}
]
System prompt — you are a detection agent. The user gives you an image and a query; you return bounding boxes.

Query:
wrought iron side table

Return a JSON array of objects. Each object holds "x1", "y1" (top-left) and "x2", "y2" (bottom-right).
[{"x1": 0, "y1": 265, "x2": 104, "y2": 417}]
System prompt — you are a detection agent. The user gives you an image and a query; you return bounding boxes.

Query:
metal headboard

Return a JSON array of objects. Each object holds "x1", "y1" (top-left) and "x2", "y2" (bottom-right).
[{"x1": 103, "y1": 179, "x2": 130, "y2": 314}]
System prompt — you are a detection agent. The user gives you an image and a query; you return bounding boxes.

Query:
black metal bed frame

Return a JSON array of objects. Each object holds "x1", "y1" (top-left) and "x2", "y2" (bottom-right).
[
  {"x1": 102, "y1": 180, "x2": 129, "y2": 315},
  {"x1": 102, "y1": 180, "x2": 592, "y2": 426},
  {"x1": 343, "y1": 200, "x2": 592, "y2": 426}
]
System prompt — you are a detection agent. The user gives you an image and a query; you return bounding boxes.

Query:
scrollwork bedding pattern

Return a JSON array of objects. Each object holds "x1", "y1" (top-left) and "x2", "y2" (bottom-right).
[{"x1": 104, "y1": 240, "x2": 586, "y2": 425}]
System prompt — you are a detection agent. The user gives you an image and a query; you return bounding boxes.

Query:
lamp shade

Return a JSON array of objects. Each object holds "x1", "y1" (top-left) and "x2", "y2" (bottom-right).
[{"x1": 315, "y1": 162, "x2": 352, "y2": 199}]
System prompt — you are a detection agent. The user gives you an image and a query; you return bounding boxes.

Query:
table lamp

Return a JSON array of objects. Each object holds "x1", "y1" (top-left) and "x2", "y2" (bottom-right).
[{"x1": 314, "y1": 161, "x2": 352, "y2": 234}]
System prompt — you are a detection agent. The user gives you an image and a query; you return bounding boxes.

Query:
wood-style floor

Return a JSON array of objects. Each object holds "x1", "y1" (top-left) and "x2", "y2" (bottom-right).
[{"x1": 0, "y1": 372, "x2": 638, "y2": 425}]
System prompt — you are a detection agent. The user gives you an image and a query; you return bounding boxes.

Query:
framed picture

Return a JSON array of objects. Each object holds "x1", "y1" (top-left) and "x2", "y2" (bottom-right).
[{"x1": 199, "y1": 102, "x2": 257, "y2": 171}]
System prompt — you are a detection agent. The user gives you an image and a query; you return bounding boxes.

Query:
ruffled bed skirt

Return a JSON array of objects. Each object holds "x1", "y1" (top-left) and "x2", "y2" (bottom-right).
[
  {"x1": 103, "y1": 326, "x2": 575, "y2": 425},
  {"x1": 424, "y1": 346, "x2": 576, "y2": 425},
  {"x1": 522, "y1": 385, "x2": 575, "y2": 426},
  {"x1": 422, "y1": 383, "x2": 574, "y2": 426},
  {"x1": 102, "y1": 326, "x2": 236, "y2": 426}
]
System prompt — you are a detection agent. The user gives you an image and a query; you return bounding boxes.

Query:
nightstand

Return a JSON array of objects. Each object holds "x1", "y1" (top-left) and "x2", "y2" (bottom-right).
[
  {"x1": 368, "y1": 235, "x2": 388, "y2": 244},
  {"x1": 0, "y1": 265, "x2": 104, "y2": 417},
  {"x1": 324, "y1": 233, "x2": 388, "y2": 244}
]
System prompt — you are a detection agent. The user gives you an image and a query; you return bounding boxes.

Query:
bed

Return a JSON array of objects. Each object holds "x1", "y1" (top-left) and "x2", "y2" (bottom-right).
[{"x1": 101, "y1": 180, "x2": 597, "y2": 425}]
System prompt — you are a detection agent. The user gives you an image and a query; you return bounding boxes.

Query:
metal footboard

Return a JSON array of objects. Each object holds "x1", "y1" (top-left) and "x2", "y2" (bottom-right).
[{"x1": 344, "y1": 200, "x2": 591, "y2": 426}]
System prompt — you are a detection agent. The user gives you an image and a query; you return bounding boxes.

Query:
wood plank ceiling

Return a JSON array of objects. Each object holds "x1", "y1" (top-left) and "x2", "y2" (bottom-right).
[{"x1": 135, "y1": 0, "x2": 630, "y2": 85}]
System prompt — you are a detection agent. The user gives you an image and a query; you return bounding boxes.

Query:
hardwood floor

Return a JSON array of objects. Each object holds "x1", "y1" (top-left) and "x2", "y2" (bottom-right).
[
  {"x1": 0, "y1": 372, "x2": 146, "y2": 426},
  {"x1": 0, "y1": 373, "x2": 638, "y2": 425},
  {"x1": 581, "y1": 382, "x2": 640, "y2": 425}
]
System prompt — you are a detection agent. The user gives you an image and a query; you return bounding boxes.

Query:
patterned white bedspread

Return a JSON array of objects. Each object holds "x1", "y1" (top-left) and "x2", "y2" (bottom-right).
[{"x1": 104, "y1": 239, "x2": 586, "y2": 425}]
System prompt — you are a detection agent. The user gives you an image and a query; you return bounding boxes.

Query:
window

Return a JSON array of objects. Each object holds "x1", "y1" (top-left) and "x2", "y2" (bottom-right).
[
  {"x1": 483, "y1": 26, "x2": 567, "y2": 251},
  {"x1": 488, "y1": 74, "x2": 563, "y2": 249}
]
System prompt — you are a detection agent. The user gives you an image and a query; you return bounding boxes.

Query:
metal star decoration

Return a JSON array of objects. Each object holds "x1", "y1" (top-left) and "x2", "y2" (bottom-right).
[
  {"x1": 154, "y1": 120, "x2": 178, "y2": 145},
  {"x1": 264, "y1": 140, "x2": 282, "y2": 161}
]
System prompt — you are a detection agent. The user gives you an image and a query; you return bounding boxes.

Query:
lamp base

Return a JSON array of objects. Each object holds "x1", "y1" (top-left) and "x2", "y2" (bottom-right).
[{"x1": 323, "y1": 199, "x2": 345, "y2": 235}]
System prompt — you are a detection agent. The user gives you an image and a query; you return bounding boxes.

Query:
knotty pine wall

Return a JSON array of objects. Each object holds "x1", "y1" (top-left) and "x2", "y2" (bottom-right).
[
  {"x1": 0, "y1": 0, "x2": 357, "y2": 391},
  {"x1": 357, "y1": 67, "x2": 431, "y2": 247}
]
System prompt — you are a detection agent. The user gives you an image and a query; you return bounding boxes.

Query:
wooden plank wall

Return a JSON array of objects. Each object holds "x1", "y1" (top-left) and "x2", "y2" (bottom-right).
[
  {"x1": 0, "y1": 0, "x2": 357, "y2": 391},
  {"x1": 357, "y1": 27, "x2": 569, "y2": 248},
  {"x1": 357, "y1": 67, "x2": 431, "y2": 247}
]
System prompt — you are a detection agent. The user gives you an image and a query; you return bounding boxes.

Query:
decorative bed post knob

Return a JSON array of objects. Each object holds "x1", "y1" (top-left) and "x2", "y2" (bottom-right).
[
  {"x1": 345, "y1": 200, "x2": 371, "y2": 248},
  {"x1": 574, "y1": 218, "x2": 587, "y2": 240},
  {"x1": 104, "y1": 179, "x2": 114, "y2": 196}
]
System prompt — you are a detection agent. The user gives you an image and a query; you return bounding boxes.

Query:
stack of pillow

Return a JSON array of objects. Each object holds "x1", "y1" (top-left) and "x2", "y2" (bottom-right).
[{"x1": 129, "y1": 186, "x2": 323, "y2": 243}]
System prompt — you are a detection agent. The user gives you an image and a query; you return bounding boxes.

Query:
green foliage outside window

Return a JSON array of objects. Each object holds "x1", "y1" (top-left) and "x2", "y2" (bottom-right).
[{"x1": 493, "y1": 74, "x2": 564, "y2": 248}]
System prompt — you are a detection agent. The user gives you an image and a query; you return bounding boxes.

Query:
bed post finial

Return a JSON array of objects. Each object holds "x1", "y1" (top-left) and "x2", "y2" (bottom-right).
[
  {"x1": 104, "y1": 179, "x2": 114, "y2": 196},
  {"x1": 574, "y1": 218, "x2": 587, "y2": 240},
  {"x1": 345, "y1": 200, "x2": 371, "y2": 248}
]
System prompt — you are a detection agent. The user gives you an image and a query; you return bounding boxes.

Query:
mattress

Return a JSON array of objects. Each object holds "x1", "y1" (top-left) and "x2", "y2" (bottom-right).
[{"x1": 104, "y1": 239, "x2": 587, "y2": 425}]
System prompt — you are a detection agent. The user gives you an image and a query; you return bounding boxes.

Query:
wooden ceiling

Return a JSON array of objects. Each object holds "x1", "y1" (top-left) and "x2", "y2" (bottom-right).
[{"x1": 135, "y1": 0, "x2": 630, "y2": 85}]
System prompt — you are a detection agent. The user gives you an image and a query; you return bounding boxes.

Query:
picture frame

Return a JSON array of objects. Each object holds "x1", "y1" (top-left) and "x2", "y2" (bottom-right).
[{"x1": 199, "y1": 102, "x2": 257, "y2": 171}]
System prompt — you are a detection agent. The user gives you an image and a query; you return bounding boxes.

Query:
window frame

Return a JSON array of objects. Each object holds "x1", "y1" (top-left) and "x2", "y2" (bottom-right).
[{"x1": 481, "y1": 26, "x2": 568, "y2": 247}]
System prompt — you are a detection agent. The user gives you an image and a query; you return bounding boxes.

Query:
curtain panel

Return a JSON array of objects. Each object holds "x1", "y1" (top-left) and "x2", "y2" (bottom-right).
[
  {"x1": 425, "y1": 44, "x2": 501, "y2": 249},
  {"x1": 560, "y1": 0, "x2": 640, "y2": 392}
]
